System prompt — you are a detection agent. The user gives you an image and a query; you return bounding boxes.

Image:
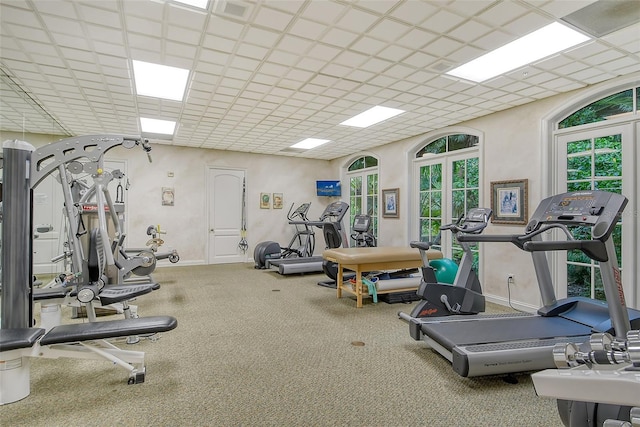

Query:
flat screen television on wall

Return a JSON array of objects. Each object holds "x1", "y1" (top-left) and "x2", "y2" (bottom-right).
[{"x1": 316, "y1": 180, "x2": 341, "y2": 197}]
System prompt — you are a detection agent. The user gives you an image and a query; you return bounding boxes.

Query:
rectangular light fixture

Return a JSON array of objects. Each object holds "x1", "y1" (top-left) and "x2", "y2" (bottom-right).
[
  {"x1": 290, "y1": 138, "x2": 331, "y2": 150},
  {"x1": 132, "y1": 60, "x2": 190, "y2": 101},
  {"x1": 340, "y1": 105, "x2": 405, "y2": 128},
  {"x1": 173, "y1": 0, "x2": 209, "y2": 9},
  {"x1": 446, "y1": 22, "x2": 590, "y2": 83},
  {"x1": 140, "y1": 117, "x2": 176, "y2": 135}
]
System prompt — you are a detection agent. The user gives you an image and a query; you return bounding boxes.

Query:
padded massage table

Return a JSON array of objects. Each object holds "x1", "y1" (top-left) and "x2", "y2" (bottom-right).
[{"x1": 323, "y1": 246, "x2": 442, "y2": 308}]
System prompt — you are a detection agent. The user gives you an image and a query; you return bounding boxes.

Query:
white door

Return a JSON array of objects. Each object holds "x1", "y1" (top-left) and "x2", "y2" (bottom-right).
[
  {"x1": 207, "y1": 168, "x2": 245, "y2": 264},
  {"x1": 556, "y1": 124, "x2": 634, "y2": 303}
]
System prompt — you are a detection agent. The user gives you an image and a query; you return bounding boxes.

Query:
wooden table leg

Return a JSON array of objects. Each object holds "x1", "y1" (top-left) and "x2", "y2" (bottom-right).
[
  {"x1": 336, "y1": 263, "x2": 343, "y2": 299},
  {"x1": 356, "y1": 269, "x2": 363, "y2": 308}
]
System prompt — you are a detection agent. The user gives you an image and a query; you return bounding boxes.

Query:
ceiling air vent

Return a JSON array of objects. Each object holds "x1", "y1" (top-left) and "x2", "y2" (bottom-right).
[
  {"x1": 215, "y1": 0, "x2": 249, "y2": 18},
  {"x1": 561, "y1": 0, "x2": 640, "y2": 37}
]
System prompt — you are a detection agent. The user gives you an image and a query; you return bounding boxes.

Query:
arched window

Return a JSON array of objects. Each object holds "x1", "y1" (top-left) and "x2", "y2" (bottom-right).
[
  {"x1": 552, "y1": 85, "x2": 638, "y2": 305},
  {"x1": 347, "y1": 156, "x2": 378, "y2": 245},
  {"x1": 413, "y1": 131, "x2": 481, "y2": 269},
  {"x1": 558, "y1": 88, "x2": 636, "y2": 129}
]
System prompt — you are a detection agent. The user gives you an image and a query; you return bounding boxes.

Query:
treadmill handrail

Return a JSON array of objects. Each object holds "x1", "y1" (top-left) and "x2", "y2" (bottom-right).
[
  {"x1": 456, "y1": 233, "x2": 528, "y2": 250},
  {"x1": 524, "y1": 240, "x2": 608, "y2": 262}
]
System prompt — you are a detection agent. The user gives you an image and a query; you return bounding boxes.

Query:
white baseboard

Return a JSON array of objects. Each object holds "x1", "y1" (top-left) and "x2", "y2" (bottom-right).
[{"x1": 155, "y1": 259, "x2": 206, "y2": 267}]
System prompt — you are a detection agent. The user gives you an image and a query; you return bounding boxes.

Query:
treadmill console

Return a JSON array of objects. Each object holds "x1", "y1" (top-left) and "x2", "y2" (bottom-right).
[
  {"x1": 526, "y1": 191, "x2": 627, "y2": 241},
  {"x1": 319, "y1": 201, "x2": 349, "y2": 222}
]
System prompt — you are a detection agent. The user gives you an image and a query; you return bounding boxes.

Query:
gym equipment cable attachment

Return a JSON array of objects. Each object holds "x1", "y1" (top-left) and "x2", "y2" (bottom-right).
[{"x1": 238, "y1": 177, "x2": 248, "y2": 253}]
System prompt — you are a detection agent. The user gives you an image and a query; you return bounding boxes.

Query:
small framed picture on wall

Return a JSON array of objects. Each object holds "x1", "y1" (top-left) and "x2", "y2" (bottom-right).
[{"x1": 260, "y1": 193, "x2": 270, "y2": 209}]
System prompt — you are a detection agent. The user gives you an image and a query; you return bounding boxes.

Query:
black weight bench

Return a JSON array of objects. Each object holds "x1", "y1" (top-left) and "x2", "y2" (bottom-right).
[
  {"x1": 0, "y1": 315, "x2": 178, "y2": 388},
  {"x1": 39, "y1": 316, "x2": 177, "y2": 345}
]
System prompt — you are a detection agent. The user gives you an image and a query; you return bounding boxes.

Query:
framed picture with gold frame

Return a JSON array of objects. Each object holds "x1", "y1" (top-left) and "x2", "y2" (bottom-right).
[{"x1": 491, "y1": 179, "x2": 528, "y2": 225}]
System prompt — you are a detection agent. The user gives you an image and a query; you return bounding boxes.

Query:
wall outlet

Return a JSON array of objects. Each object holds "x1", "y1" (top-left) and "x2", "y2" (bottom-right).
[{"x1": 507, "y1": 274, "x2": 514, "y2": 283}]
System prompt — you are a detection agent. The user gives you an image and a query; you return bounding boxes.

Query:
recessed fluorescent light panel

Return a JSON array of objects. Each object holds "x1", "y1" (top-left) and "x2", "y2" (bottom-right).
[
  {"x1": 290, "y1": 138, "x2": 330, "y2": 150},
  {"x1": 173, "y1": 0, "x2": 209, "y2": 9},
  {"x1": 446, "y1": 22, "x2": 590, "y2": 83},
  {"x1": 140, "y1": 117, "x2": 176, "y2": 135},
  {"x1": 132, "y1": 60, "x2": 190, "y2": 101},
  {"x1": 340, "y1": 106, "x2": 405, "y2": 128}
]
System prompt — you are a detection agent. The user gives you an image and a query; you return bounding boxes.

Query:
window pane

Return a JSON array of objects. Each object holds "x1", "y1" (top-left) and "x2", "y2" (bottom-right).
[
  {"x1": 431, "y1": 163, "x2": 442, "y2": 189},
  {"x1": 567, "y1": 264, "x2": 591, "y2": 298},
  {"x1": 452, "y1": 190, "x2": 465, "y2": 219},
  {"x1": 416, "y1": 137, "x2": 446, "y2": 157},
  {"x1": 594, "y1": 179, "x2": 622, "y2": 193},
  {"x1": 350, "y1": 176, "x2": 362, "y2": 196},
  {"x1": 452, "y1": 160, "x2": 465, "y2": 189},
  {"x1": 448, "y1": 134, "x2": 479, "y2": 151},
  {"x1": 419, "y1": 166, "x2": 430, "y2": 191},
  {"x1": 567, "y1": 155, "x2": 592, "y2": 180},
  {"x1": 431, "y1": 192, "x2": 441, "y2": 217},
  {"x1": 594, "y1": 136, "x2": 621, "y2": 177},
  {"x1": 467, "y1": 158, "x2": 479, "y2": 187},
  {"x1": 567, "y1": 139, "x2": 591, "y2": 155},
  {"x1": 567, "y1": 181, "x2": 592, "y2": 191},
  {"x1": 559, "y1": 89, "x2": 633, "y2": 129},
  {"x1": 420, "y1": 192, "x2": 430, "y2": 217},
  {"x1": 348, "y1": 157, "x2": 364, "y2": 171},
  {"x1": 364, "y1": 156, "x2": 378, "y2": 168},
  {"x1": 367, "y1": 174, "x2": 378, "y2": 193},
  {"x1": 466, "y1": 189, "x2": 479, "y2": 210}
]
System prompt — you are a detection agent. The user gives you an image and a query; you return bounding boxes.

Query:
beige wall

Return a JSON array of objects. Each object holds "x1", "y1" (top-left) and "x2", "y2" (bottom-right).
[
  {"x1": 1, "y1": 132, "x2": 336, "y2": 265},
  {"x1": 330, "y1": 91, "x2": 576, "y2": 310},
  {"x1": 3, "y1": 73, "x2": 634, "y2": 311}
]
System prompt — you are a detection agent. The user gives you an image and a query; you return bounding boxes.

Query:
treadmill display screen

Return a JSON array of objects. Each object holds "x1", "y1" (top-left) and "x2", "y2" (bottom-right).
[{"x1": 538, "y1": 192, "x2": 608, "y2": 225}]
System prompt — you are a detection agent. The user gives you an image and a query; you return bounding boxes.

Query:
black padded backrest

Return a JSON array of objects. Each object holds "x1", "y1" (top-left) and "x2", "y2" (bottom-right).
[
  {"x1": 88, "y1": 228, "x2": 104, "y2": 282},
  {"x1": 323, "y1": 222, "x2": 342, "y2": 249}
]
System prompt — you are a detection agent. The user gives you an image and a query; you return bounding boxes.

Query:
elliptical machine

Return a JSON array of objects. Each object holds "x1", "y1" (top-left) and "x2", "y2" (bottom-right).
[
  {"x1": 254, "y1": 202, "x2": 313, "y2": 269},
  {"x1": 403, "y1": 207, "x2": 492, "y2": 318},
  {"x1": 318, "y1": 214, "x2": 376, "y2": 288}
]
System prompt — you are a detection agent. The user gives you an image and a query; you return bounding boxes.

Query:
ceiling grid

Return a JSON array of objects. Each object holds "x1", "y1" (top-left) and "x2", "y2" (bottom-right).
[{"x1": 1, "y1": 0, "x2": 639, "y2": 158}]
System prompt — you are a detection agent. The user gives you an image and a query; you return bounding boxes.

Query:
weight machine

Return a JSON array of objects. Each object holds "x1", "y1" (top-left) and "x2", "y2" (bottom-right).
[{"x1": 0, "y1": 135, "x2": 177, "y2": 405}]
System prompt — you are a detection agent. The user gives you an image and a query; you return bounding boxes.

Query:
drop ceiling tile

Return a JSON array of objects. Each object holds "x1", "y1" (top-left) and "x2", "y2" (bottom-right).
[
  {"x1": 167, "y1": 3, "x2": 208, "y2": 28},
  {"x1": 94, "y1": 40, "x2": 128, "y2": 57},
  {"x1": 396, "y1": 28, "x2": 438, "y2": 50},
  {"x1": 336, "y1": 8, "x2": 380, "y2": 33},
  {"x1": 78, "y1": 4, "x2": 121, "y2": 28},
  {"x1": 301, "y1": 1, "x2": 348, "y2": 24},
  {"x1": 6, "y1": 24, "x2": 51, "y2": 43},
  {"x1": 207, "y1": 16, "x2": 245, "y2": 38},
  {"x1": 289, "y1": 18, "x2": 327, "y2": 40},
  {"x1": 502, "y1": 12, "x2": 552, "y2": 36},
  {"x1": 277, "y1": 34, "x2": 313, "y2": 54},
  {"x1": 350, "y1": 36, "x2": 386, "y2": 56},
  {"x1": 422, "y1": 10, "x2": 466, "y2": 34},
  {"x1": 296, "y1": 56, "x2": 327, "y2": 72},
  {"x1": 476, "y1": 1, "x2": 529, "y2": 27},
  {"x1": 252, "y1": 5, "x2": 295, "y2": 32}
]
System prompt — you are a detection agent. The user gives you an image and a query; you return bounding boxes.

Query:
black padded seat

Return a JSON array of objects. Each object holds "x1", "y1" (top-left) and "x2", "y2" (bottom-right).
[
  {"x1": 0, "y1": 328, "x2": 46, "y2": 351},
  {"x1": 40, "y1": 316, "x2": 177, "y2": 345},
  {"x1": 33, "y1": 287, "x2": 71, "y2": 301},
  {"x1": 97, "y1": 284, "x2": 156, "y2": 305}
]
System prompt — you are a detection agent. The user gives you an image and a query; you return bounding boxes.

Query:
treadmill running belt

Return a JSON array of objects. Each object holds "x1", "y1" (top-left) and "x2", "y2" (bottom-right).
[{"x1": 422, "y1": 316, "x2": 593, "y2": 351}]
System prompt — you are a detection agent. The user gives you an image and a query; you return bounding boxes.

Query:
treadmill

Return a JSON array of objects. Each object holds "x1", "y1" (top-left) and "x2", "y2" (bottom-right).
[
  {"x1": 405, "y1": 190, "x2": 640, "y2": 377},
  {"x1": 267, "y1": 201, "x2": 349, "y2": 275}
]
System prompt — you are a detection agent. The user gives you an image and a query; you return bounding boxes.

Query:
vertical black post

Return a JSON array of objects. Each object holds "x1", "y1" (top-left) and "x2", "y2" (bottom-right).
[{"x1": 1, "y1": 140, "x2": 34, "y2": 329}]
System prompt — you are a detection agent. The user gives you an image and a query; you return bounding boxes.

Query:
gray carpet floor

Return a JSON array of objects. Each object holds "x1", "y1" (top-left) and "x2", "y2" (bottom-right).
[{"x1": 2, "y1": 264, "x2": 562, "y2": 426}]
